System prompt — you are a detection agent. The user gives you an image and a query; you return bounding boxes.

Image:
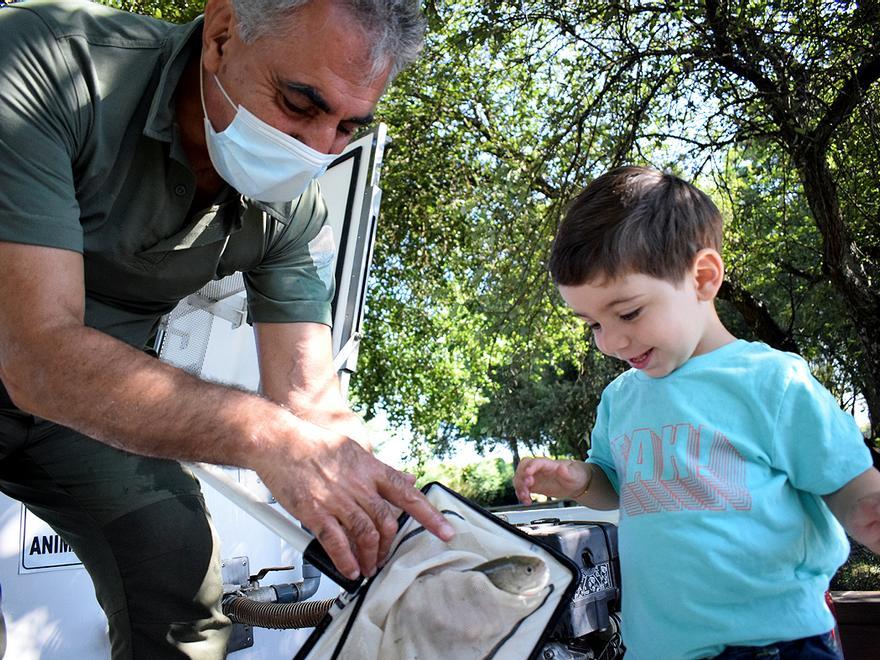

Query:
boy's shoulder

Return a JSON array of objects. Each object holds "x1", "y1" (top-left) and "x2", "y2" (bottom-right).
[
  {"x1": 601, "y1": 366, "x2": 639, "y2": 394},
  {"x1": 602, "y1": 339, "x2": 811, "y2": 395},
  {"x1": 726, "y1": 340, "x2": 812, "y2": 380},
  {"x1": 694, "y1": 341, "x2": 828, "y2": 410}
]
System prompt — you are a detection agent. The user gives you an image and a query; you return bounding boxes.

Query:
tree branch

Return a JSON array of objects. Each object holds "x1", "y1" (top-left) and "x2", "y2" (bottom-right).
[
  {"x1": 718, "y1": 279, "x2": 800, "y2": 353},
  {"x1": 814, "y1": 53, "x2": 880, "y2": 149}
]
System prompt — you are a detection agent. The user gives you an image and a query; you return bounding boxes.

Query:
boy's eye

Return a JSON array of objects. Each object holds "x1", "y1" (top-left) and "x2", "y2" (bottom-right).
[
  {"x1": 620, "y1": 308, "x2": 641, "y2": 322},
  {"x1": 588, "y1": 322, "x2": 601, "y2": 332}
]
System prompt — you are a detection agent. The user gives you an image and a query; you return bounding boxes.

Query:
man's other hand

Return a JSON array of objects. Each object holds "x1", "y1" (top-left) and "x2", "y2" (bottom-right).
[{"x1": 251, "y1": 417, "x2": 454, "y2": 581}]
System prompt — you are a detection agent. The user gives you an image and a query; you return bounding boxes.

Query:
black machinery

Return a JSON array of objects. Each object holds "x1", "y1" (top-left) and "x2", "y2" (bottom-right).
[{"x1": 520, "y1": 519, "x2": 624, "y2": 660}]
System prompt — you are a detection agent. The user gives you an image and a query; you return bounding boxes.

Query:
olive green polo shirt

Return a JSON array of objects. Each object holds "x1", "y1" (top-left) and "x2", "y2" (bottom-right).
[{"x1": 0, "y1": 0, "x2": 335, "y2": 351}]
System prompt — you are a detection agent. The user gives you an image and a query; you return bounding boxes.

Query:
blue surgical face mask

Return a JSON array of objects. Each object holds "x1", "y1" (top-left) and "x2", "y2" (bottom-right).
[{"x1": 201, "y1": 68, "x2": 337, "y2": 203}]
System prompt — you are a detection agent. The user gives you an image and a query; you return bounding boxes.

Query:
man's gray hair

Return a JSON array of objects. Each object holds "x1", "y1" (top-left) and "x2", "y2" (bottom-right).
[{"x1": 230, "y1": 0, "x2": 425, "y2": 80}]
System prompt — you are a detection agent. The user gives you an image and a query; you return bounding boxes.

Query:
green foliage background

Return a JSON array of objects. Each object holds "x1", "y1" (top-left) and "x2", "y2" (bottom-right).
[
  {"x1": 100, "y1": 0, "x2": 880, "y2": 590},
  {"x1": 102, "y1": 0, "x2": 880, "y2": 463},
  {"x1": 417, "y1": 458, "x2": 516, "y2": 507},
  {"x1": 356, "y1": 0, "x2": 880, "y2": 465}
]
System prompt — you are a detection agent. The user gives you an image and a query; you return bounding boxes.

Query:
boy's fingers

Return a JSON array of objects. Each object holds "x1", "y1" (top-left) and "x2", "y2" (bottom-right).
[
  {"x1": 521, "y1": 457, "x2": 542, "y2": 471},
  {"x1": 516, "y1": 486, "x2": 533, "y2": 505},
  {"x1": 513, "y1": 473, "x2": 532, "y2": 504}
]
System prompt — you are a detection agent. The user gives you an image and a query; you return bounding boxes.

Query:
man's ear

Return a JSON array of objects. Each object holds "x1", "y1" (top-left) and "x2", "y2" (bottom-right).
[
  {"x1": 692, "y1": 248, "x2": 724, "y2": 301},
  {"x1": 202, "y1": 0, "x2": 235, "y2": 75}
]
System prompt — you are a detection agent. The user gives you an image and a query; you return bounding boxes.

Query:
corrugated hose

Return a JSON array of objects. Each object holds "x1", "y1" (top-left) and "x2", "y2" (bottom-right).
[{"x1": 222, "y1": 596, "x2": 335, "y2": 629}]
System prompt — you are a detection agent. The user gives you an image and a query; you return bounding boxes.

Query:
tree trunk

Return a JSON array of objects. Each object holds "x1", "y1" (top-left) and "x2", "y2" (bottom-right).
[
  {"x1": 508, "y1": 438, "x2": 521, "y2": 471},
  {"x1": 795, "y1": 149, "x2": 880, "y2": 443}
]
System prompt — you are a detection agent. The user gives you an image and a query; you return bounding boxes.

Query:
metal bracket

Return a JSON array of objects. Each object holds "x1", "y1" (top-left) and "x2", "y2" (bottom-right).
[
  {"x1": 333, "y1": 332, "x2": 361, "y2": 373},
  {"x1": 184, "y1": 292, "x2": 248, "y2": 329},
  {"x1": 221, "y1": 556, "x2": 254, "y2": 653}
]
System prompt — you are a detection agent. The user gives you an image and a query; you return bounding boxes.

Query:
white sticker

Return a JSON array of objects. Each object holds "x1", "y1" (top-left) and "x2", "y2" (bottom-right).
[{"x1": 19, "y1": 505, "x2": 83, "y2": 574}]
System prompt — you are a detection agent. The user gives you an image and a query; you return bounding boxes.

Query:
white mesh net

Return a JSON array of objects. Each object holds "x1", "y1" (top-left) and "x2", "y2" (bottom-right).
[{"x1": 158, "y1": 274, "x2": 246, "y2": 376}]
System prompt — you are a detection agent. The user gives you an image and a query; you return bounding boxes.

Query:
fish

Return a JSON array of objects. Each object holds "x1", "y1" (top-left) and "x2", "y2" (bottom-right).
[
  {"x1": 469, "y1": 555, "x2": 550, "y2": 597},
  {"x1": 378, "y1": 555, "x2": 552, "y2": 658}
]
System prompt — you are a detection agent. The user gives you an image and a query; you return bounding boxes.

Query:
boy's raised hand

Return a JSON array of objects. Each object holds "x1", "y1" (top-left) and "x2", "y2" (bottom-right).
[{"x1": 514, "y1": 457, "x2": 591, "y2": 505}]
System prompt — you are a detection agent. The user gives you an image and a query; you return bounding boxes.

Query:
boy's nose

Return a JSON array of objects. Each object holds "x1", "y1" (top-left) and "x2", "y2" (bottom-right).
[{"x1": 604, "y1": 331, "x2": 630, "y2": 356}]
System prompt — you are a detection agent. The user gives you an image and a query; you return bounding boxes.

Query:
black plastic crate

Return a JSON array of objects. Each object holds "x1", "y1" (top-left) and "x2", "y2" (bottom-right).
[{"x1": 518, "y1": 518, "x2": 620, "y2": 639}]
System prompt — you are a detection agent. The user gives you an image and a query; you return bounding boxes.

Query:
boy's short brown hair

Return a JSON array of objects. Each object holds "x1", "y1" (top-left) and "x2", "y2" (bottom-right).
[{"x1": 549, "y1": 166, "x2": 723, "y2": 286}]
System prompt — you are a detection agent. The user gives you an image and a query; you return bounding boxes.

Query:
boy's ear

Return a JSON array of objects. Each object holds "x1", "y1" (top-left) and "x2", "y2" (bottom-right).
[{"x1": 692, "y1": 249, "x2": 724, "y2": 301}]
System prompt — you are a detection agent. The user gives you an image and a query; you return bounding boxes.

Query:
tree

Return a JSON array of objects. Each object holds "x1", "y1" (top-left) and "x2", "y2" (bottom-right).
[
  {"x1": 102, "y1": 0, "x2": 201, "y2": 22},
  {"x1": 417, "y1": 457, "x2": 518, "y2": 507},
  {"x1": 467, "y1": 348, "x2": 624, "y2": 466},
  {"x1": 355, "y1": 0, "x2": 880, "y2": 459}
]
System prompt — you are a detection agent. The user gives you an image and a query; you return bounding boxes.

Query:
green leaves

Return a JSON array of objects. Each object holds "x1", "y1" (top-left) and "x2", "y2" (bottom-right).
[
  {"x1": 416, "y1": 457, "x2": 517, "y2": 507},
  {"x1": 356, "y1": 0, "x2": 880, "y2": 452},
  {"x1": 98, "y1": 0, "x2": 879, "y2": 449},
  {"x1": 101, "y1": 0, "x2": 203, "y2": 23}
]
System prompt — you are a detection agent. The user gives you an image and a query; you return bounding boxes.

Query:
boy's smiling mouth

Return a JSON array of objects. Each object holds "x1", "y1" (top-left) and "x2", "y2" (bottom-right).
[{"x1": 626, "y1": 349, "x2": 653, "y2": 369}]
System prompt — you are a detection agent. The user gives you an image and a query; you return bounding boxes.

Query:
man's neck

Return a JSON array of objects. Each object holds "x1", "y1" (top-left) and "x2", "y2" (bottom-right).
[{"x1": 175, "y1": 52, "x2": 226, "y2": 208}]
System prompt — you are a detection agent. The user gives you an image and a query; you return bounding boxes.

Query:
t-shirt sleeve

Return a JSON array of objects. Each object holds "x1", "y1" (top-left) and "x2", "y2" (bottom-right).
[
  {"x1": 0, "y1": 5, "x2": 87, "y2": 252},
  {"x1": 587, "y1": 388, "x2": 621, "y2": 494},
  {"x1": 244, "y1": 182, "x2": 336, "y2": 325},
  {"x1": 772, "y1": 358, "x2": 872, "y2": 495}
]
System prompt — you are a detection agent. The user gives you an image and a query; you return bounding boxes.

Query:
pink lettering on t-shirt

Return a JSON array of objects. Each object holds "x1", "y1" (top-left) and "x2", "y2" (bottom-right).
[{"x1": 610, "y1": 424, "x2": 752, "y2": 516}]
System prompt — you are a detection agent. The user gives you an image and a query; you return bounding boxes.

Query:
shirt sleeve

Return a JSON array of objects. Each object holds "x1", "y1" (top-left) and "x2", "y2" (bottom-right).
[
  {"x1": 772, "y1": 357, "x2": 872, "y2": 495},
  {"x1": 244, "y1": 182, "x2": 336, "y2": 325},
  {"x1": 587, "y1": 387, "x2": 621, "y2": 494},
  {"x1": 0, "y1": 5, "x2": 88, "y2": 252}
]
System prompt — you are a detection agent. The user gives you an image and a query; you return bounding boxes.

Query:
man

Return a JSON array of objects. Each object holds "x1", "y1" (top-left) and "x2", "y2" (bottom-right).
[{"x1": 0, "y1": 0, "x2": 454, "y2": 657}]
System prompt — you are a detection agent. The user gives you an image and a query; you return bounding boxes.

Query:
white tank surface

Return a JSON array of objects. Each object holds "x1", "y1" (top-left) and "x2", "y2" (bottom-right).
[{"x1": 494, "y1": 505, "x2": 619, "y2": 526}]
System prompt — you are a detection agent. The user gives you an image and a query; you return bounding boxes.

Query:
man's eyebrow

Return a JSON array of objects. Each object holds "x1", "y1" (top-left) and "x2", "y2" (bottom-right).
[{"x1": 283, "y1": 81, "x2": 375, "y2": 126}]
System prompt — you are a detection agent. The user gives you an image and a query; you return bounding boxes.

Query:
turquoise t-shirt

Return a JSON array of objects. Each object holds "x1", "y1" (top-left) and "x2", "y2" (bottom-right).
[{"x1": 588, "y1": 340, "x2": 871, "y2": 659}]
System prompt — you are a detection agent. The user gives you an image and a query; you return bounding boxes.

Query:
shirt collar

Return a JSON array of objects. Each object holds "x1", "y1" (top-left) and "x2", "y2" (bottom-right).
[
  {"x1": 248, "y1": 199, "x2": 297, "y2": 224},
  {"x1": 143, "y1": 16, "x2": 204, "y2": 143}
]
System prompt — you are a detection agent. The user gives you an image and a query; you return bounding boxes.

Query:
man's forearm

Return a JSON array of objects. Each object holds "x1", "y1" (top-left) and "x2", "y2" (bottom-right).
[
  {"x1": 254, "y1": 321, "x2": 373, "y2": 448},
  {"x1": 0, "y1": 242, "x2": 456, "y2": 580},
  {"x1": 3, "y1": 323, "x2": 292, "y2": 469}
]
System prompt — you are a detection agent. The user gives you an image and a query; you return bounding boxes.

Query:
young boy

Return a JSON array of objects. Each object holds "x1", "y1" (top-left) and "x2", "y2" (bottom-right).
[{"x1": 514, "y1": 166, "x2": 880, "y2": 659}]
